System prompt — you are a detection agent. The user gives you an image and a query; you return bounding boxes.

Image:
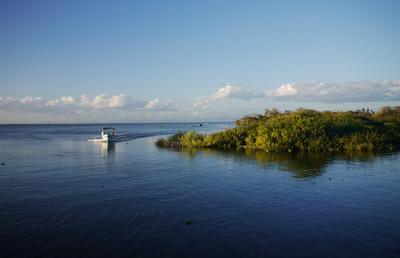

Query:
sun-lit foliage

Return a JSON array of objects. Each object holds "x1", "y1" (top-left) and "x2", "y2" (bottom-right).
[{"x1": 156, "y1": 106, "x2": 400, "y2": 152}]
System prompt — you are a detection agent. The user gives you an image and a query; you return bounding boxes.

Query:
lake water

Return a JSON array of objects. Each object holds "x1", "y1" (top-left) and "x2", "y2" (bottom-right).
[{"x1": 0, "y1": 124, "x2": 399, "y2": 258}]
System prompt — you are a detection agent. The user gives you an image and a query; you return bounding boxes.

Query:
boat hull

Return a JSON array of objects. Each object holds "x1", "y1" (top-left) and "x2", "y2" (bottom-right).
[{"x1": 101, "y1": 133, "x2": 116, "y2": 142}]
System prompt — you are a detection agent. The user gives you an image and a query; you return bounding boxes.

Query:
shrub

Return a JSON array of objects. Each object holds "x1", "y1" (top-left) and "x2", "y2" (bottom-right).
[{"x1": 156, "y1": 106, "x2": 400, "y2": 152}]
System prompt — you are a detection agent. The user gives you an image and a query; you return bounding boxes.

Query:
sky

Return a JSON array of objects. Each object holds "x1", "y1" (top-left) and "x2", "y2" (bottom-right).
[{"x1": 0, "y1": 0, "x2": 399, "y2": 123}]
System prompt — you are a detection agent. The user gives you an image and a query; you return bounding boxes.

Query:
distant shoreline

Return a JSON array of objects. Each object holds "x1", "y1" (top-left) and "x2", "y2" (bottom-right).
[{"x1": 0, "y1": 121, "x2": 233, "y2": 126}]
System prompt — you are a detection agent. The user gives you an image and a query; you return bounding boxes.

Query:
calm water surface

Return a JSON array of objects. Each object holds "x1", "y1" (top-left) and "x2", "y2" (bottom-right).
[{"x1": 0, "y1": 124, "x2": 399, "y2": 258}]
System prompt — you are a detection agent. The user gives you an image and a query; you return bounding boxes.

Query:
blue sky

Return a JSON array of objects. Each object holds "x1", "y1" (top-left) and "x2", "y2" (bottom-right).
[{"x1": 0, "y1": 0, "x2": 399, "y2": 123}]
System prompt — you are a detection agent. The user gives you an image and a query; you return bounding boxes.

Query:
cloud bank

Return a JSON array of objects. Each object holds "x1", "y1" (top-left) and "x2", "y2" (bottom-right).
[
  {"x1": 1, "y1": 81, "x2": 399, "y2": 123},
  {"x1": 0, "y1": 95, "x2": 175, "y2": 113},
  {"x1": 266, "y1": 81, "x2": 400, "y2": 103},
  {"x1": 196, "y1": 81, "x2": 400, "y2": 107}
]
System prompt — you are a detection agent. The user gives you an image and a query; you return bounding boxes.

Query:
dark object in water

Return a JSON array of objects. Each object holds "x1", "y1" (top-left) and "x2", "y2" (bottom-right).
[
  {"x1": 199, "y1": 123, "x2": 203, "y2": 127},
  {"x1": 186, "y1": 220, "x2": 193, "y2": 226},
  {"x1": 1, "y1": 163, "x2": 4, "y2": 166}
]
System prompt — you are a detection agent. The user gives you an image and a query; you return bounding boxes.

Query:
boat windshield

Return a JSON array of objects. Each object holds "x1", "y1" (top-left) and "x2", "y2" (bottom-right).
[{"x1": 102, "y1": 128, "x2": 117, "y2": 135}]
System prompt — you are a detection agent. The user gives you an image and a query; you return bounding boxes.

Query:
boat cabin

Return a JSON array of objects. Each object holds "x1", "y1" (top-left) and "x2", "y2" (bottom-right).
[{"x1": 101, "y1": 127, "x2": 117, "y2": 141}]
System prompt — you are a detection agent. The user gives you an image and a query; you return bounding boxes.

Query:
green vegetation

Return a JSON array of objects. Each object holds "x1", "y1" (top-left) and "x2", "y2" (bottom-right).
[{"x1": 156, "y1": 106, "x2": 400, "y2": 152}]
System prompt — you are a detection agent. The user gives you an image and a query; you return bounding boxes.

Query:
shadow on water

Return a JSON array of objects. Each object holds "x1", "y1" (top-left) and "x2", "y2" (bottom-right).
[
  {"x1": 101, "y1": 142, "x2": 116, "y2": 153},
  {"x1": 171, "y1": 148, "x2": 386, "y2": 179}
]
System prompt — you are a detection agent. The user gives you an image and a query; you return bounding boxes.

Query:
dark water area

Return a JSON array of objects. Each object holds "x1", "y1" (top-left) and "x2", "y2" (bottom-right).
[{"x1": 0, "y1": 124, "x2": 399, "y2": 258}]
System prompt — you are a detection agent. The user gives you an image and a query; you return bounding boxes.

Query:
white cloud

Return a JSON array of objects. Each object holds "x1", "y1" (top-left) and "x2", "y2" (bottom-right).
[
  {"x1": 78, "y1": 94, "x2": 147, "y2": 110},
  {"x1": 0, "y1": 96, "x2": 45, "y2": 110},
  {"x1": 270, "y1": 83, "x2": 298, "y2": 97},
  {"x1": 61, "y1": 96, "x2": 75, "y2": 104},
  {"x1": 192, "y1": 97, "x2": 210, "y2": 110},
  {"x1": 89, "y1": 94, "x2": 127, "y2": 109},
  {"x1": 144, "y1": 98, "x2": 175, "y2": 111},
  {"x1": 20, "y1": 96, "x2": 42, "y2": 104},
  {"x1": 0, "y1": 94, "x2": 173, "y2": 114},
  {"x1": 0, "y1": 97, "x2": 17, "y2": 108},
  {"x1": 385, "y1": 80, "x2": 400, "y2": 98},
  {"x1": 79, "y1": 95, "x2": 91, "y2": 107},
  {"x1": 46, "y1": 96, "x2": 75, "y2": 106},
  {"x1": 192, "y1": 83, "x2": 262, "y2": 111},
  {"x1": 266, "y1": 81, "x2": 400, "y2": 103},
  {"x1": 212, "y1": 84, "x2": 262, "y2": 100}
]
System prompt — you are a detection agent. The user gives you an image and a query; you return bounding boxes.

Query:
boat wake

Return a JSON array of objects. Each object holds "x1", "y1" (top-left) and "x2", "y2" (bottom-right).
[
  {"x1": 87, "y1": 130, "x2": 176, "y2": 143},
  {"x1": 87, "y1": 138, "x2": 106, "y2": 142}
]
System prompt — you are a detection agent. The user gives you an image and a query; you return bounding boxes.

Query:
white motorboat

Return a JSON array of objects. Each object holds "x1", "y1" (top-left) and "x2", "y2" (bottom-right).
[{"x1": 101, "y1": 127, "x2": 117, "y2": 142}]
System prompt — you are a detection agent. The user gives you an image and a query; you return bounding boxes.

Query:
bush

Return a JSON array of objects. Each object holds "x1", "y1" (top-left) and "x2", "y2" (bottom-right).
[{"x1": 156, "y1": 107, "x2": 400, "y2": 152}]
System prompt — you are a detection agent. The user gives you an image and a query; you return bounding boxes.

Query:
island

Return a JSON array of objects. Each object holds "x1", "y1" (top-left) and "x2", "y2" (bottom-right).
[{"x1": 156, "y1": 106, "x2": 400, "y2": 152}]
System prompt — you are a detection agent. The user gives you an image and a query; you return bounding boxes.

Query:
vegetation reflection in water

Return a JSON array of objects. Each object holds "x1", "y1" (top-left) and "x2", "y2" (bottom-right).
[{"x1": 171, "y1": 147, "x2": 381, "y2": 179}]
